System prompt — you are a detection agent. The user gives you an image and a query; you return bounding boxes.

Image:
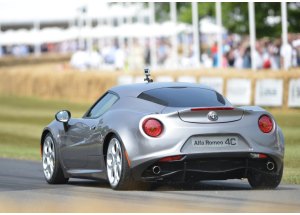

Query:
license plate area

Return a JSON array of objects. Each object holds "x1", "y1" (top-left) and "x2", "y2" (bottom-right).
[{"x1": 191, "y1": 136, "x2": 239, "y2": 148}]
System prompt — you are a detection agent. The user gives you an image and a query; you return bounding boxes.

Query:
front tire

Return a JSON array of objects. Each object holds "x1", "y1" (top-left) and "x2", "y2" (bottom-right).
[
  {"x1": 42, "y1": 133, "x2": 69, "y2": 184},
  {"x1": 247, "y1": 165, "x2": 283, "y2": 189}
]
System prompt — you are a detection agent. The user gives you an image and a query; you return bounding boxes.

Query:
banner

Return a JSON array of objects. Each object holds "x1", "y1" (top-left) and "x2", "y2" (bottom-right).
[
  {"x1": 199, "y1": 77, "x2": 223, "y2": 94},
  {"x1": 255, "y1": 79, "x2": 283, "y2": 106},
  {"x1": 226, "y1": 78, "x2": 252, "y2": 105},
  {"x1": 288, "y1": 78, "x2": 300, "y2": 107}
]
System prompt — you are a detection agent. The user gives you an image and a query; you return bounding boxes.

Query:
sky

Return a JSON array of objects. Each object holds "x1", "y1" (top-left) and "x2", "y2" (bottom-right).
[{"x1": 0, "y1": 0, "x2": 108, "y2": 24}]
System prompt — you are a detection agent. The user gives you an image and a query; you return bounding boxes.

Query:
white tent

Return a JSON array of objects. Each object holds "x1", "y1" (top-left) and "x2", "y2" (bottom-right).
[
  {"x1": 199, "y1": 18, "x2": 227, "y2": 34},
  {"x1": 0, "y1": 22, "x2": 194, "y2": 45}
]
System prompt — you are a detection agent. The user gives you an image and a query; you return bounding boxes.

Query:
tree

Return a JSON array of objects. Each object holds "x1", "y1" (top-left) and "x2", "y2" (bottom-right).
[
  {"x1": 157, "y1": 2, "x2": 300, "y2": 39},
  {"x1": 288, "y1": 2, "x2": 300, "y2": 34},
  {"x1": 154, "y1": 2, "x2": 170, "y2": 23}
]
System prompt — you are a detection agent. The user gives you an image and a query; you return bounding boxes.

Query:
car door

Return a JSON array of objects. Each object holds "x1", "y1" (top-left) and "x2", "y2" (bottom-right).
[{"x1": 60, "y1": 92, "x2": 119, "y2": 170}]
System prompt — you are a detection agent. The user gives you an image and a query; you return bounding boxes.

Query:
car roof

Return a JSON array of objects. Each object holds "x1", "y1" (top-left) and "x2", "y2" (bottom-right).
[{"x1": 110, "y1": 82, "x2": 214, "y2": 97}]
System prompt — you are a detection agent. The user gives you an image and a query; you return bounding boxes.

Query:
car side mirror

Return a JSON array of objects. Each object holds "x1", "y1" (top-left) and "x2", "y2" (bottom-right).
[{"x1": 55, "y1": 110, "x2": 71, "y2": 131}]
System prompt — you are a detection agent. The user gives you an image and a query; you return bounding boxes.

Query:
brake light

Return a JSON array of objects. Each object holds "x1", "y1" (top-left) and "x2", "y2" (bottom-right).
[
  {"x1": 258, "y1": 153, "x2": 268, "y2": 159},
  {"x1": 191, "y1": 107, "x2": 234, "y2": 111},
  {"x1": 159, "y1": 155, "x2": 183, "y2": 162},
  {"x1": 142, "y1": 118, "x2": 163, "y2": 137},
  {"x1": 258, "y1": 115, "x2": 273, "y2": 133}
]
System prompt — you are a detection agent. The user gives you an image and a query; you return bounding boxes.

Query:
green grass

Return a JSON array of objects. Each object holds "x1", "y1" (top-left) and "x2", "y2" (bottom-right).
[
  {"x1": 0, "y1": 96, "x2": 89, "y2": 160},
  {"x1": 266, "y1": 110, "x2": 300, "y2": 184},
  {"x1": 0, "y1": 96, "x2": 299, "y2": 184}
]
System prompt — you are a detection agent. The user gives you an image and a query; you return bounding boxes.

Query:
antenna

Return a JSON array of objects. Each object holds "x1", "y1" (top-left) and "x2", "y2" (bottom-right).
[{"x1": 144, "y1": 68, "x2": 153, "y2": 83}]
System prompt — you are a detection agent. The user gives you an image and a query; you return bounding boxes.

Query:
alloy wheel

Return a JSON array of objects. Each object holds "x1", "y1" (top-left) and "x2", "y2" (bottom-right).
[
  {"x1": 43, "y1": 136, "x2": 55, "y2": 180},
  {"x1": 106, "y1": 138, "x2": 123, "y2": 187}
]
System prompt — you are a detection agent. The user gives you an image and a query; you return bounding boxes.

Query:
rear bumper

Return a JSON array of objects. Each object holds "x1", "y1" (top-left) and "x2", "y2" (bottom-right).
[{"x1": 131, "y1": 152, "x2": 282, "y2": 182}]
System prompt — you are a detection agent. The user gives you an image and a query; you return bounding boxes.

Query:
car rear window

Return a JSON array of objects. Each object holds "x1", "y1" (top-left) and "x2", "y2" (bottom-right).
[{"x1": 137, "y1": 87, "x2": 227, "y2": 107}]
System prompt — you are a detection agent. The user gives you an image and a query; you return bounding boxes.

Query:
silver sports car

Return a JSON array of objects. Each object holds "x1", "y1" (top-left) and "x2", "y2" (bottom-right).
[{"x1": 41, "y1": 79, "x2": 284, "y2": 190}]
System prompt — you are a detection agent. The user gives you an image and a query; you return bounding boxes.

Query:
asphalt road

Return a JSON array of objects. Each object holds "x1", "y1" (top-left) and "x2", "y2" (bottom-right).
[{"x1": 0, "y1": 158, "x2": 299, "y2": 212}]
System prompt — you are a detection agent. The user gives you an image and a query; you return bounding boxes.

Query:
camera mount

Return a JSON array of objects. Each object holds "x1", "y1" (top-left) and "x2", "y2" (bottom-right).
[{"x1": 144, "y1": 68, "x2": 153, "y2": 83}]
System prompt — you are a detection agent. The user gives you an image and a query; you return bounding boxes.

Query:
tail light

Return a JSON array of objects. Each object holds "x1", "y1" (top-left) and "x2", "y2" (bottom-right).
[
  {"x1": 250, "y1": 153, "x2": 268, "y2": 159},
  {"x1": 258, "y1": 115, "x2": 273, "y2": 133},
  {"x1": 142, "y1": 118, "x2": 163, "y2": 137}
]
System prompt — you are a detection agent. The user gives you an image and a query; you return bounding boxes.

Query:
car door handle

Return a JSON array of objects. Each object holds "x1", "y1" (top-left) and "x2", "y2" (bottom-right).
[{"x1": 90, "y1": 125, "x2": 97, "y2": 130}]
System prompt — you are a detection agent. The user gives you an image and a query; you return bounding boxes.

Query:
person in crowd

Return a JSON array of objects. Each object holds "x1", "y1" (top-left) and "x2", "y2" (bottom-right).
[
  {"x1": 144, "y1": 39, "x2": 151, "y2": 67},
  {"x1": 0, "y1": 45, "x2": 3, "y2": 57},
  {"x1": 157, "y1": 38, "x2": 170, "y2": 65},
  {"x1": 114, "y1": 42, "x2": 125, "y2": 71},
  {"x1": 211, "y1": 42, "x2": 218, "y2": 67},
  {"x1": 280, "y1": 38, "x2": 293, "y2": 70},
  {"x1": 227, "y1": 47, "x2": 235, "y2": 67},
  {"x1": 128, "y1": 38, "x2": 144, "y2": 71},
  {"x1": 242, "y1": 46, "x2": 251, "y2": 69},
  {"x1": 269, "y1": 39, "x2": 281, "y2": 70}
]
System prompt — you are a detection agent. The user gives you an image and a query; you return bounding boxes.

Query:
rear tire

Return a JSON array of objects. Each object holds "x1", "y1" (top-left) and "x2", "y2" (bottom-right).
[
  {"x1": 106, "y1": 135, "x2": 148, "y2": 190},
  {"x1": 42, "y1": 133, "x2": 69, "y2": 184},
  {"x1": 247, "y1": 165, "x2": 283, "y2": 189}
]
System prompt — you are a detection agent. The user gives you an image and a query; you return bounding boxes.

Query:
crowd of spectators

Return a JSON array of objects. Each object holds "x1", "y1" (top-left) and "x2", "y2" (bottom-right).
[
  {"x1": 209, "y1": 34, "x2": 300, "y2": 70},
  {"x1": 0, "y1": 41, "x2": 78, "y2": 57},
  {"x1": 1, "y1": 33, "x2": 300, "y2": 71}
]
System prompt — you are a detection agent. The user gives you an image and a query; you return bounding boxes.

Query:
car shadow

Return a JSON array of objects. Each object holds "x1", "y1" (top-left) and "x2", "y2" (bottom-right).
[
  {"x1": 152, "y1": 180, "x2": 252, "y2": 191},
  {"x1": 67, "y1": 179, "x2": 110, "y2": 189},
  {"x1": 66, "y1": 178, "x2": 294, "y2": 191}
]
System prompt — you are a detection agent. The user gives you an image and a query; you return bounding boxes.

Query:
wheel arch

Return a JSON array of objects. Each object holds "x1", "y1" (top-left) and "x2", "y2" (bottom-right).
[
  {"x1": 103, "y1": 131, "x2": 131, "y2": 167},
  {"x1": 103, "y1": 132, "x2": 116, "y2": 159},
  {"x1": 101, "y1": 109, "x2": 147, "y2": 168},
  {"x1": 40, "y1": 128, "x2": 51, "y2": 157}
]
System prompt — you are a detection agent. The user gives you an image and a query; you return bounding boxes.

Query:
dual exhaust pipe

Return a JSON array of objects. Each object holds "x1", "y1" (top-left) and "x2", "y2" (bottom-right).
[
  {"x1": 152, "y1": 166, "x2": 161, "y2": 175},
  {"x1": 152, "y1": 162, "x2": 275, "y2": 175},
  {"x1": 266, "y1": 161, "x2": 275, "y2": 171}
]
